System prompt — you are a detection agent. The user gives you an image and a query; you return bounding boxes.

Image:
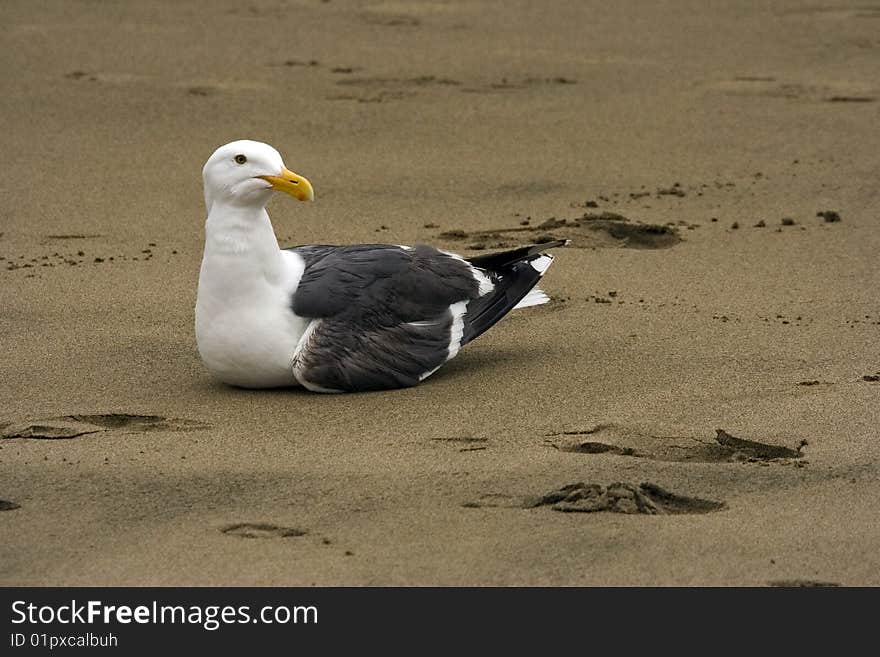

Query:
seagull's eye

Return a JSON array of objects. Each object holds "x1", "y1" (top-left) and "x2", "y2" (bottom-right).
[{"x1": 234, "y1": 154, "x2": 247, "y2": 165}]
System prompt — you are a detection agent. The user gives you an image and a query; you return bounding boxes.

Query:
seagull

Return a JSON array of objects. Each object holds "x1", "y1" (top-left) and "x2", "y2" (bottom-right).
[{"x1": 195, "y1": 140, "x2": 566, "y2": 392}]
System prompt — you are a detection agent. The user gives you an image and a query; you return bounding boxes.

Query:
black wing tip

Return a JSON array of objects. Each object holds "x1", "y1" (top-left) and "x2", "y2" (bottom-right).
[
  {"x1": 460, "y1": 253, "x2": 555, "y2": 345},
  {"x1": 465, "y1": 240, "x2": 569, "y2": 271}
]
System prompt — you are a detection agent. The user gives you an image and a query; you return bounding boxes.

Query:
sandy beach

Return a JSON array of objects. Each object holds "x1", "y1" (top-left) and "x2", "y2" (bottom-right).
[{"x1": 1, "y1": 0, "x2": 878, "y2": 585}]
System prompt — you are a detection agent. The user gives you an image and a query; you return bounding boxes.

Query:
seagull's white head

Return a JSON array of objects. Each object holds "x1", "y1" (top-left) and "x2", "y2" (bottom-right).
[{"x1": 202, "y1": 139, "x2": 314, "y2": 213}]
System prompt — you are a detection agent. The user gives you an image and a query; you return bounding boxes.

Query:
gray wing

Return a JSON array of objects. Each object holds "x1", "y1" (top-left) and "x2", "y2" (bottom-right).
[{"x1": 286, "y1": 244, "x2": 482, "y2": 392}]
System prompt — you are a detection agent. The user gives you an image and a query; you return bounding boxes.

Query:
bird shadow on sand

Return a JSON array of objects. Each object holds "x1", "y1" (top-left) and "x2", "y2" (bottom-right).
[
  {"x1": 196, "y1": 344, "x2": 558, "y2": 395},
  {"x1": 433, "y1": 344, "x2": 564, "y2": 384},
  {"x1": 200, "y1": 380, "x2": 316, "y2": 398}
]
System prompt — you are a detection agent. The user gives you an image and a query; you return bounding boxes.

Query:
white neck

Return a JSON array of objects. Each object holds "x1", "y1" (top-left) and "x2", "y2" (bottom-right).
[{"x1": 202, "y1": 201, "x2": 284, "y2": 283}]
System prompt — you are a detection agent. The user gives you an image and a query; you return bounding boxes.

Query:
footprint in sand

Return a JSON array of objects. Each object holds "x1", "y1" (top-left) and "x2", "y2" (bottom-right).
[
  {"x1": 360, "y1": 4, "x2": 423, "y2": 28},
  {"x1": 710, "y1": 78, "x2": 811, "y2": 99},
  {"x1": 1, "y1": 414, "x2": 211, "y2": 440},
  {"x1": 327, "y1": 90, "x2": 417, "y2": 103},
  {"x1": 328, "y1": 76, "x2": 459, "y2": 103},
  {"x1": 545, "y1": 426, "x2": 806, "y2": 465},
  {"x1": 438, "y1": 212, "x2": 681, "y2": 251},
  {"x1": 432, "y1": 436, "x2": 489, "y2": 452},
  {"x1": 44, "y1": 234, "x2": 103, "y2": 241},
  {"x1": 709, "y1": 77, "x2": 876, "y2": 103},
  {"x1": 335, "y1": 75, "x2": 460, "y2": 89},
  {"x1": 777, "y1": 5, "x2": 880, "y2": 20},
  {"x1": 461, "y1": 76, "x2": 577, "y2": 94},
  {"x1": 365, "y1": 14, "x2": 421, "y2": 26},
  {"x1": 767, "y1": 579, "x2": 840, "y2": 587},
  {"x1": 464, "y1": 482, "x2": 725, "y2": 515},
  {"x1": 64, "y1": 71, "x2": 146, "y2": 85},
  {"x1": 226, "y1": 4, "x2": 292, "y2": 19},
  {"x1": 178, "y1": 80, "x2": 268, "y2": 96},
  {"x1": 221, "y1": 523, "x2": 307, "y2": 539},
  {"x1": 0, "y1": 499, "x2": 21, "y2": 511},
  {"x1": 825, "y1": 95, "x2": 876, "y2": 103},
  {"x1": 187, "y1": 86, "x2": 215, "y2": 97},
  {"x1": 64, "y1": 71, "x2": 98, "y2": 82}
]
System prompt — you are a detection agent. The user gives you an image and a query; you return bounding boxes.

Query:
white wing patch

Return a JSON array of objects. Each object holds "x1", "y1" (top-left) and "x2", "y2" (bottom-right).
[
  {"x1": 514, "y1": 288, "x2": 550, "y2": 309},
  {"x1": 440, "y1": 249, "x2": 494, "y2": 297},
  {"x1": 529, "y1": 254, "x2": 553, "y2": 274},
  {"x1": 417, "y1": 300, "x2": 468, "y2": 382},
  {"x1": 446, "y1": 300, "x2": 469, "y2": 360},
  {"x1": 511, "y1": 254, "x2": 554, "y2": 309},
  {"x1": 472, "y1": 268, "x2": 494, "y2": 296}
]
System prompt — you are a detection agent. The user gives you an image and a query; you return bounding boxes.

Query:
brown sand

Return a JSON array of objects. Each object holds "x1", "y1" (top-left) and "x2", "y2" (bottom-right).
[{"x1": 1, "y1": 1, "x2": 878, "y2": 586}]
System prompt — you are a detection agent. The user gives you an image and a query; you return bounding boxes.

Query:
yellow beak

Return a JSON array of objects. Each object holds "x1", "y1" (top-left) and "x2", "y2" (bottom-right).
[{"x1": 258, "y1": 166, "x2": 315, "y2": 201}]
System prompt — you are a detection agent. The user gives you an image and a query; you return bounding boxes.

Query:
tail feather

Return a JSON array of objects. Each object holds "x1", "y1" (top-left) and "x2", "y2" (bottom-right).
[
  {"x1": 514, "y1": 288, "x2": 550, "y2": 309},
  {"x1": 466, "y1": 239, "x2": 569, "y2": 270},
  {"x1": 460, "y1": 241, "x2": 565, "y2": 345}
]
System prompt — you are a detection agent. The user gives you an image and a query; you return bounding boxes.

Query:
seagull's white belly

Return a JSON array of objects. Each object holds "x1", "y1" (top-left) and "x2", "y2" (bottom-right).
[
  {"x1": 195, "y1": 250, "x2": 309, "y2": 389},
  {"x1": 196, "y1": 294, "x2": 308, "y2": 388}
]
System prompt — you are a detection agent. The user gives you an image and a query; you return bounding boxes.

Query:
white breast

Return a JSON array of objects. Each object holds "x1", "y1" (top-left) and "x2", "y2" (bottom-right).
[{"x1": 195, "y1": 249, "x2": 309, "y2": 388}]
